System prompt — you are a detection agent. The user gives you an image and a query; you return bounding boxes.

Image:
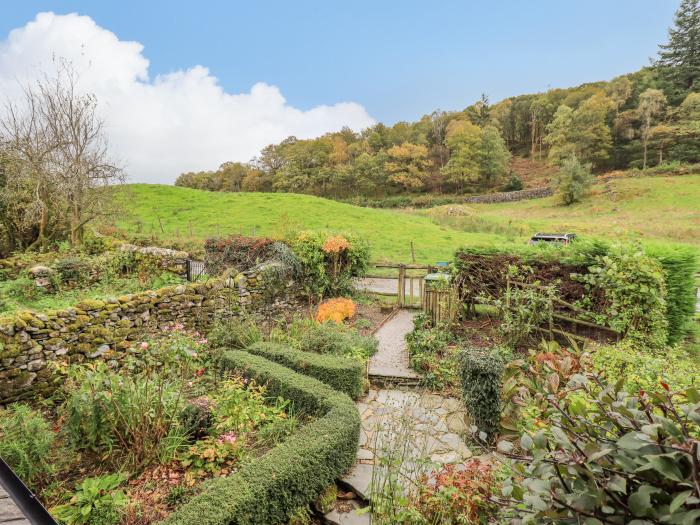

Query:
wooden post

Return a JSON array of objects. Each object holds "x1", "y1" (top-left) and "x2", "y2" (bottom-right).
[
  {"x1": 157, "y1": 217, "x2": 165, "y2": 233},
  {"x1": 397, "y1": 265, "x2": 406, "y2": 308},
  {"x1": 410, "y1": 241, "x2": 416, "y2": 263}
]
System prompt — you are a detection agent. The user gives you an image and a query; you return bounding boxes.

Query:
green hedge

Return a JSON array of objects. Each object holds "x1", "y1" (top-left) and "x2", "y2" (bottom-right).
[
  {"x1": 644, "y1": 243, "x2": 698, "y2": 344},
  {"x1": 160, "y1": 351, "x2": 360, "y2": 525},
  {"x1": 246, "y1": 342, "x2": 365, "y2": 399}
]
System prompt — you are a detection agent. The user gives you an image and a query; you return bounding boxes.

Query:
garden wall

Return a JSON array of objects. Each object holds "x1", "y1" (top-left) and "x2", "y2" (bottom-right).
[{"x1": 0, "y1": 267, "x2": 296, "y2": 403}]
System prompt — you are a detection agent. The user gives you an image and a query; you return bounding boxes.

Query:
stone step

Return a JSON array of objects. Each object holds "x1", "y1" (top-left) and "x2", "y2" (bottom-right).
[{"x1": 323, "y1": 499, "x2": 371, "y2": 525}]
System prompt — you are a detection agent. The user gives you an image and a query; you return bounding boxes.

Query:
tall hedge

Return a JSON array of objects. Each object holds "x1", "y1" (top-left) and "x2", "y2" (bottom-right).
[
  {"x1": 644, "y1": 243, "x2": 698, "y2": 344},
  {"x1": 246, "y1": 342, "x2": 365, "y2": 399},
  {"x1": 160, "y1": 351, "x2": 360, "y2": 525}
]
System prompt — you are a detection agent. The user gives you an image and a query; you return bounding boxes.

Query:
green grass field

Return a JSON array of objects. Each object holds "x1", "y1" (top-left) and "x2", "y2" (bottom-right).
[
  {"x1": 426, "y1": 175, "x2": 700, "y2": 246},
  {"x1": 113, "y1": 185, "x2": 510, "y2": 263},
  {"x1": 112, "y1": 175, "x2": 699, "y2": 264}
]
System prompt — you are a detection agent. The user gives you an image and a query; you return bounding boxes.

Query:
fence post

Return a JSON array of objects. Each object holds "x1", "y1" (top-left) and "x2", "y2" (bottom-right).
[{"x1": 397, "y1": 264, "x2": 406, "y2": 308}]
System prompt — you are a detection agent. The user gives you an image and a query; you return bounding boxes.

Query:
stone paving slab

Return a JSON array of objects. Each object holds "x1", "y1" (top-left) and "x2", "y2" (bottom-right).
[
  {"x1": 342, "y1": 387, "x2": 471, "y2": 503},
  {"x1": 368, "y1": 309, "x2": 418, "y2": 379}
]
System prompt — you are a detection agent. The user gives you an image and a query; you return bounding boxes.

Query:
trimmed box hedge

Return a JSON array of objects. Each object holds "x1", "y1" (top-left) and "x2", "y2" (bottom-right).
[
  {"x1": 246, "y1": 342, "x2": 365, "y2": 399},
  {"x1": 160, "y1": 350, "x2": 360, "y2": 525}
]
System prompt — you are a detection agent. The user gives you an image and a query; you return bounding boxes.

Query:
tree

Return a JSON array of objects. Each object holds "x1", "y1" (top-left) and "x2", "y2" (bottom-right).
[
  {"x1": 638, "y1": 88, "x2": 668, "y2": 169},
  {"x1": 544, "y1": 105, "x2": 577, "y2": 165},
  {"x1": 478, "y1": 125, "x2": 511, "y2": 188},
  {"x1": 0, "y1": 62, "x2": 123, "y2": 247},
  {"x1": 385, "y1": 143, "x2": 429, "y2": 191},
  {"x1": 552, "y1": 154, "x2": 593, "y2": 205},
  {"x1": 606, "y1": 76, "x2": 633, "y2": 115},
  {"x1": 657, "y1": 0, "x2": 700, "y2": 93},
  {"x1": 544, "y1": 94, "x2": 612, "y2": 168},
  {"x1": 441, "y1": 120, "x2": 481, "y2": 192}
]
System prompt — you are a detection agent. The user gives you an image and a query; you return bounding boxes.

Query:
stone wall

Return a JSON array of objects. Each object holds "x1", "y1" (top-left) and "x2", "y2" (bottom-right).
[
  {"x1": 0, "y1": 267, "x2": 294, "y2": 403},
  {"x1": 462, "y1": 186, "x2": 553, "y2": 204},
  {"x1": 118, "y1": 243, "x2": 189, "y2": 278}
]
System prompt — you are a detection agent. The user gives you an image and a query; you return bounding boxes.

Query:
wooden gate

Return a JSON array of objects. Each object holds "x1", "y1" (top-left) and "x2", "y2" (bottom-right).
[{"x1": 366, "y1": 263, "x2": 434, "y2": 308}]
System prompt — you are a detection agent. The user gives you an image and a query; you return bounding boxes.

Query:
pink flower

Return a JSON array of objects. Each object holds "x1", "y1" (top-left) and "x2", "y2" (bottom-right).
[
  {"x1": 140, "y1": 342, "x2": 149, "y2": 350},
  {"x1": 198, "y1": 338, "x2": 208, "y2": 345},
  {"x1": 191, "y1": 352, "x2": 199, "y2": 358},
  {"x1": 218, "y1": 432, "x2": 237, "y2": 445}
]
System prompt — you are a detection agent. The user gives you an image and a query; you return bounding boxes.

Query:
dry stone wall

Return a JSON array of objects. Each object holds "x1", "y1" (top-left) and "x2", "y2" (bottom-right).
[
  {"x1": 463, "y1": 186, "x2": 553, "y2": 204},
  {"x1": 0, "y1": 267, "x2": 294, "y2": 403}
]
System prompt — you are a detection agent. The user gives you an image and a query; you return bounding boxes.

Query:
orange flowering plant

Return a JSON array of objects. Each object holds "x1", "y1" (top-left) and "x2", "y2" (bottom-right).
[
  {"x1": 316, "y1": 297, "x2": 357, "y2": 324},
  {"x1": 291, "y1": 230, "x2": 370, "y2": 298}
]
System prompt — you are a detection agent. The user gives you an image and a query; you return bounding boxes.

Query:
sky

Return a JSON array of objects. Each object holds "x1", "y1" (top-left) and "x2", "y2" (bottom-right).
[{"x1": 0, "y1": 1, "x2": 679, "y2": 183}]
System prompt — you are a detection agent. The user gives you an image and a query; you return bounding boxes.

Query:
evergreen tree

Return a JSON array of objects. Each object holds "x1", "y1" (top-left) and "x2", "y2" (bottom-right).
[{"x1": 657, "y1": 0, "x2": 700, "y2": 92}]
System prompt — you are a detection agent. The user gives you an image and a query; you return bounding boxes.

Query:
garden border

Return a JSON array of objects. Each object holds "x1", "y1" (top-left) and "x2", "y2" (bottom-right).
[{"x1": 160, "y1": 350, "x2": 360, "y2": 525}]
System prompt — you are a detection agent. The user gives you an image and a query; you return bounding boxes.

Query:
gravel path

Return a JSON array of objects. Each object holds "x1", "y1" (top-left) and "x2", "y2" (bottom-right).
[{"x1": 369, "y1": 309, "x2": 418, "y2": 379}]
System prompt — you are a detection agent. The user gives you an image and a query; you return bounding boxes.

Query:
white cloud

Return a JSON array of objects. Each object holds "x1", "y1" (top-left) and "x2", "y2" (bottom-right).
[{"x1": 0, "y1": 12, "x2": 375, "y2": 183}]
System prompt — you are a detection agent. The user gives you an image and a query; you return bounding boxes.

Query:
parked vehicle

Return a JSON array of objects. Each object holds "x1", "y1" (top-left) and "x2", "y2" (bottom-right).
[{"x1": 529, "y1": 232, "x2": 577, "y2": 245}]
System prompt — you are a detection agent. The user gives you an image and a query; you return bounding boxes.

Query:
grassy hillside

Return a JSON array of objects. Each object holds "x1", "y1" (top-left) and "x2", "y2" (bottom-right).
[
  {"x1": 427, "y1": 175, "x2": 700, "y2": 247},
  {"x1": 112, "y1": 185, "x2": 509, "y2": 263}
]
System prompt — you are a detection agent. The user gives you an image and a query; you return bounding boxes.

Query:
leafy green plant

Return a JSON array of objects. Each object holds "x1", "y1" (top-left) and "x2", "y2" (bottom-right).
[
  {"x1": 63, "y1": 362, "x2": 189, "y2": 466},
  {"x1": 497, "y1": 377, "x2": 700, "y2": 524},
  {"x1": 208, "y1": 315, "x2": 263, "y2": 350},
  {"x1": 210, "y1": 377, "x2": 289, "y2": 434},
  {"x1": 0, "y1": 404, "x2": 57, "y2": 488},
  {"x1": 479, "y1": 266, "x2": 556, "y2": 349},
  {"x1": 406, "y1": 313, "x2": 458, "y2": 391},
  {"x1": 276, "y1": 317, "x2": 377, "y2": 360},
  {"x1": 552, "y1": 154, "x2": 593, "y2": 205},
  {"x1": 591, "y1": 339, "x2": 700, "y2": 394},
  {"x1": 51, "y1": 473, "x2": 128, "y2": 525},
  {"x1": 458, "y1": 348, "x2": 504, "y2": 441},
  {"x1": 576, "y1": 243, "x2": 669, "y2": 350},
  {"x1": 290, "y1": 230, "x2": 370, "y2": 298},
  {"x1": 179, "y1": 435, "x2": 244, "y2": 480}
]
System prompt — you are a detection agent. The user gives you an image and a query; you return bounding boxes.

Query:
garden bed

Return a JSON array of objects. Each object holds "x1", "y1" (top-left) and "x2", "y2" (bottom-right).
[{"x1": 0, "y1": 328, "x2": 303, "y2": 525}]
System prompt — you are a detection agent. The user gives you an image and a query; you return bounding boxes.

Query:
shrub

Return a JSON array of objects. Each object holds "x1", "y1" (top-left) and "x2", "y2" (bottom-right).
[
  {"x1": 552, "y1": 154, "x2": 593, "y2": 205},
  {"x1": 279, "y1": 318, "x2": 377, "y2": 360},
  {"x1": 500, "y1": 173, "x2": 523, "y2": 192},
  {"x1": 577, "y1": 243, "x2": 668, "y2": 350},
  {"x1": 291, "y1": 230, "x2": 370, "y2": 298},
  {"x1": 411, "y1": 460, "x2": 499, "y2": 524},
  {"x1": 180, "y1": 398, "x2": 214, "y2": 441},
  {"x1": 246, "y1": 342, "x2": 365, "y2": 399},
  {"x1": 54, "y1": 257, "x2": 92, "y2": 285},
  {"x1": 208, "y1": 316, "x2": 263, "y2": 350},
  {"x1": 51, "y1": 473, "x2": 128, "y2": 525},
  {"x1": 63, "y1": 363, "x2": 188, "y2": 466},
  {"x1": 0, "y1": 404, "x2": 56, "y2": 487},
  {"x1": 458, "y1": 349, "x2": 504, "y2": 441},
  {"x1": 499, "y1": 377, "x2": 700, "y2": 523},
  {"x1": 406, "y1": 313, "x2": 458, "y2": 391},
  {"x1": 160, "y1": 351, "x2": 360, "y2": 525},
  {"x1": 315, "y1": 297, "x2": 356, "y2": 324},
  {"x1": 591, "y1": 340, "x2": 700, "y2": 393}
]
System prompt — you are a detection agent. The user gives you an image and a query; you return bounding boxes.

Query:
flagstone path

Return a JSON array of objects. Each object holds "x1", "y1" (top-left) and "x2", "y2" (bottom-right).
[{"x1": 327, "y1": 309, "x2": 472, "y2": 524}]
